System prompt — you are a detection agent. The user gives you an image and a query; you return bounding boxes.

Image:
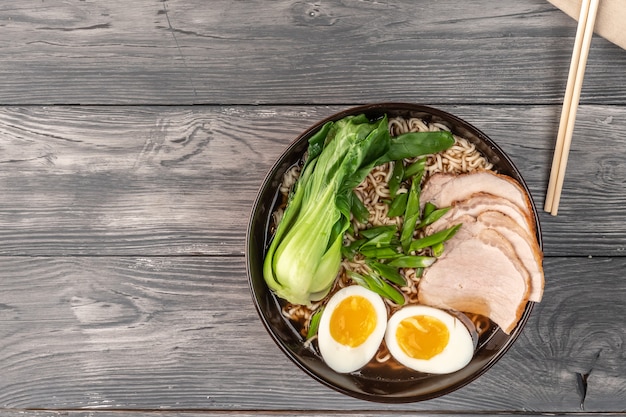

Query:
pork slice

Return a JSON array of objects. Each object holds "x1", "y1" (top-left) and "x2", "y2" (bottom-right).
[
  {"x1": 426, "y1": 192, "x2": 536, "y2": 238},
  {"x1": 427, "y1": 209, "x2": 543, "y2": 303},
  {"x1": 418, "y1": 227, "x2": 531, "y2": 334},
  {"x1": 422, "y1": 171, "x2": 534, "y2": 218},
  {"x1": 476, "y1": 211, "x2": 544, "y2": 302},
  {"x1": 420, "y1": 172, "x2": 456, "y2": 204}
]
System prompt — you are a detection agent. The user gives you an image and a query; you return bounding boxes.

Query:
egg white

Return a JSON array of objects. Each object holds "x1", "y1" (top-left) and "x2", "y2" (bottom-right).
[
  {"x1": 317, "y1": 285, "x2": 387, "y2": 374},
  {"x1": 385, "y1": 305, "x2": 475, "y2": 374}
]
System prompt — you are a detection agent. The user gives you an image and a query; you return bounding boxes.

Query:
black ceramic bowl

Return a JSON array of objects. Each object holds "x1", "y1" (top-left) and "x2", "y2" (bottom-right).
[{"x1": 246, "y1": 103, "x2": 541, "y2": 403}]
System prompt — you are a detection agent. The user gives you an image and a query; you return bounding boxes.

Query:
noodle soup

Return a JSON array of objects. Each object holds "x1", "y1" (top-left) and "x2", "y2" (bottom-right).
[
  {"x1": 272, "y1": 114, "x2": 500, "y2": 376},
  {"x1": 247, "y1": 103, "x2": 541, "y2": 402}
]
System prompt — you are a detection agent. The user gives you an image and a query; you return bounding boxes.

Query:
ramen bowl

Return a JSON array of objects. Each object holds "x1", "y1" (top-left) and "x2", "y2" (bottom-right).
[{"x1": 245, "y1": 103, "x2": 541, "y2": 403}]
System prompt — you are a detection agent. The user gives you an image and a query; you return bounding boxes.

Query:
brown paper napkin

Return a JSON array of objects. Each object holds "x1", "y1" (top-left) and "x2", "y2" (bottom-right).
[{"x1": 548, "y1": 0, "x2": 625, "y2": 50}]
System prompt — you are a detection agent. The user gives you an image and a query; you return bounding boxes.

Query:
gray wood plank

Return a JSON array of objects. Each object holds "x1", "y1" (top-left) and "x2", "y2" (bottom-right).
[
  {"x1": 0, "y1": 413, "x2": 621, "y2": 417},
  {"x1": 0, "y1": 410, "x2": 600, "y2": 417},
  {"x1": 0, "y1": 256, "x2": 624, "y2": 412},
  {"x1": 1, "y1": 105, "x2": 625, "y2": 256},
  {"x1": 2, "y1": 0, "x2": 626, "y2": 105},
  {"x1": 2, "y1": 1, "x2": 624, "y2": 416}
]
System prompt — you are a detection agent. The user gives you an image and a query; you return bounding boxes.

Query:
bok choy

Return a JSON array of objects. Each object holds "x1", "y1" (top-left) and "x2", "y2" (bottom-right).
[{"x1": 263, "y1": 114, "x2": 454, "y2": 306}]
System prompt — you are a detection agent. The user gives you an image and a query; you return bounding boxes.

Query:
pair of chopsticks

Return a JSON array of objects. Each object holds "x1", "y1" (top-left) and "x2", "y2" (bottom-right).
[{"x1": 544, "y1": 0, "x2": 600, "y2": 215}]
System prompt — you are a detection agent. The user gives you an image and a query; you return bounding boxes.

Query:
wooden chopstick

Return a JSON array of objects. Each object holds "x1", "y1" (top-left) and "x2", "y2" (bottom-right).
[{"x1": 544, "y1": 0, "x2": 600, "y2": 215}]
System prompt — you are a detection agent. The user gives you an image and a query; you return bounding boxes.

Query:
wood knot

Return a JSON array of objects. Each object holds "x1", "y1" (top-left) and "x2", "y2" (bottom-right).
[{"x1": 291, "y1": 1, "x2": 337, "y2": 26}]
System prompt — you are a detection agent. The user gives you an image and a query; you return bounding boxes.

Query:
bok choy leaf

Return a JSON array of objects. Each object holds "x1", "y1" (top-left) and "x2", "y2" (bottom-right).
[{"x1": 263, "y1": 115, "x2": 391, "y2": 305}]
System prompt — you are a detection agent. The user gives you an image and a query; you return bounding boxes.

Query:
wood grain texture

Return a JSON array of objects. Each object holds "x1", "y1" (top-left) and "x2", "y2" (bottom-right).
[
  {"x1": 0, "y1": 413, "x2": 535, "y2": 417},
  {"x1": 1, "y1": 105, "x2": 625, "y2": 256},
  {"x1": 1, "y1": 0, "x2": 626, "y2": 105},
  {"x1": 0, "y1": 256, "x2": 624, "y2": 412},
  {"x1": 2, "y1": 412, "x2": 575, "y2": 417},
  {"x1": 2, "y1": 0, "x2": 626, "y2": 415}
]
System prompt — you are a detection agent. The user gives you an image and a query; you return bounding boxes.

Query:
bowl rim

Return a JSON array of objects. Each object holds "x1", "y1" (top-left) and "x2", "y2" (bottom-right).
[{"x1": 245, "y1": 102, "x2": 541, "y2": 403}]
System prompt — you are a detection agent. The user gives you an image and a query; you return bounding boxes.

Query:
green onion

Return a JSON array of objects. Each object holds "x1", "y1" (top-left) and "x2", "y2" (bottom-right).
[
  {"x1": 341, "y1": 238, "x2": 366, "y2": 260},
  {"x1": 388, "y1": 160, "x2": 404, "y2": 197},
  {"x1": 347, "y1": 270, "x2": 405, "y2": 305},
  {"x1": 359, "y1": 245, "x2": 402, "y2": 259},
  {"x1": 422, "y1": 201, "x2": 437, "y2": 219},
  {"x1": 359, "y1": 225, "x2": 398, "y2": 240},
  {"x1": 388, "y1": 255, "x2": 437, "y2": 268},
  {"x1": 400, "y1": 172, "x2": 423, "y2": 253},
  {"x1": 403, "y1": 157, "x2": 427, "y2": 180},
  {"x1": 418, "y1": 206, "x2": 451, "y2": 228},
  {"x1": 350, "y1": 191, "x2": 370, "y2": 224},
  {"x1": 387, "y1": 192, "x2": 408, "y2": 218},
  {"x1": 366, "y1": 259, "x2": 407, "y2": 286},
  {"x1": 409, "y1": 224, "x2": 462, "y2": 252},
  {"x1": 432, "y1": 242, "x2": 445, "y2": 257},
  {"x1": 306, "y1": 307, "x2": 324, "y2": 340}
]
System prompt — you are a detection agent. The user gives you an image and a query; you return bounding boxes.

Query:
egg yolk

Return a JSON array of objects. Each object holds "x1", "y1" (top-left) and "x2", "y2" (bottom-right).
[
  {"x1": 396, "y1": 315, "x2": 450, "y2": 360},
  {"x1": 329, "y1": 295, "x2": 377, "y2": 347}
]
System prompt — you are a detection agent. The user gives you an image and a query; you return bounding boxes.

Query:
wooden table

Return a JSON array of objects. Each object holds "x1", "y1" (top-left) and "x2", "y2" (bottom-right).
[{"x1": 2, "y1": 1, "x2": 626, "y2": 415}]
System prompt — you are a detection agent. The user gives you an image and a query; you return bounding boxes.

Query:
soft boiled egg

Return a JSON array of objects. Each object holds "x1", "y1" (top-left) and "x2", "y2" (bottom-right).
[
  {"x1": 317, "y1": 285, "x2": 387, "y2": 373},
  {"x1": 385, "y1": 305, "x2": 476, "y2": 374}
]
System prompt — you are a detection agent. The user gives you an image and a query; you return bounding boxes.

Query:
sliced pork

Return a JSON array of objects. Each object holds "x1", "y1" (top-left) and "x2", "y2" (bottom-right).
[
  {"x1": 428, "y1": 210, "x2": 543, "y2": 303},
  {"x1": 417, "y1": 170, "x2": 543, "y2": 334},
  {"x1": 421, "y1": 170, "x2": 534, "y2": 218},
  {"x1": 426, "y1": 192, "x2": 535, "y2": 238},
  {"x1": 418, "y1": 227, "x2": 531, "y2": 334},
  {"x1": 476, "y1": 211, "x2": 544, "y2": 302}
]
